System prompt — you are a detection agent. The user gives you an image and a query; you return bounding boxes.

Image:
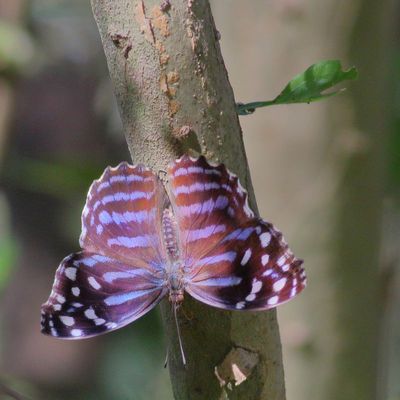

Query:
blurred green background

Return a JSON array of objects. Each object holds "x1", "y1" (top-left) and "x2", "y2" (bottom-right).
[{"x1": 0, "y1": 1, "x2": 398, "y2": 399}]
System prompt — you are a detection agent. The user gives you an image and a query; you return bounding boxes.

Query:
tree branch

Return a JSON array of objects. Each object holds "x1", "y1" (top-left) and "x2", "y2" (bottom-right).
[{"x1": 91, "y1": 1, "x2": 286, "y2": 398}]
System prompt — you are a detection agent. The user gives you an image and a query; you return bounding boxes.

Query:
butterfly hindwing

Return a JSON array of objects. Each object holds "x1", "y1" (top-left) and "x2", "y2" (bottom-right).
[
  {"x1": 41, "y1": 252, "x2": 166, "y2": 338},
  {"x1": 185, "y1": 219, "x2": 305, "y2": 310}
]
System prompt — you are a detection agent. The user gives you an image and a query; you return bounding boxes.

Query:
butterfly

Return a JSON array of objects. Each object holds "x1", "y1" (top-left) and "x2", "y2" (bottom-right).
[{"x1": 41, "y1": 155, "x2": 306, "y2": 342}]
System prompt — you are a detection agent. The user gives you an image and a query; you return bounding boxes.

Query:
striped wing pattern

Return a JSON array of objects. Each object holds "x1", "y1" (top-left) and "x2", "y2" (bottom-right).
[
  {"x1": 41, "y1": 155, "x2": 306, "y2": 340},
  {"x1": 169, "y1": 156, "x2": 306, "y2": 310},
  {"x1": 41, "y1": 163, "x2": 168, "y2": 339},
  {"x1": 168, "y1": 156, "x2": 254, "y2": 264},
  {"x1": 186, "y1": 220, "x2": 305, "y2": 310},
  {"x1": 80, "y1": 162, "x2": 168, "y2": 270},
  {"x1": 41, "y1": 252, "x2": 166, "y2": 338}
]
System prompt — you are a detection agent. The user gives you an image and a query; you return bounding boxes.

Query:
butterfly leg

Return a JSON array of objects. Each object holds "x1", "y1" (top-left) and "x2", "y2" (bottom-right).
[{"x1": 179, "y1": 303, "x2": 194, "y2": 322}]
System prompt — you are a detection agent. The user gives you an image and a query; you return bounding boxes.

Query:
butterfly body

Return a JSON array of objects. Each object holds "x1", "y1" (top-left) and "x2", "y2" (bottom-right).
[{"x1": 41, "y1": 155, "x2": 306, "y2": 339}]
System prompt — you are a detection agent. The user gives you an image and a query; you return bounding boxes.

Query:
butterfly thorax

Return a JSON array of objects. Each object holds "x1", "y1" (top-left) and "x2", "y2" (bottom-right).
[
  {"x1": 162, "y1": 207, "x2": 185, "y2": 304},
  {"x1": 168, "y1": 267, "x2": 185, "y2": 303}
]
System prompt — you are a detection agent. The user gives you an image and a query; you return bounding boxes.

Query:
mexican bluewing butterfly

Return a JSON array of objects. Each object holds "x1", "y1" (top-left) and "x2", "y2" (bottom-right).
[{"x1": 41, "y1": 155, "x2": 306, "y2": 341}]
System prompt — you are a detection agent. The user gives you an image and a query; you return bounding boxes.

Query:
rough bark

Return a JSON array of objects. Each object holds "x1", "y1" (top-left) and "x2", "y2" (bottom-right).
[{"x1": 91, "y1": 1, "x2": 285, "y2": 399}]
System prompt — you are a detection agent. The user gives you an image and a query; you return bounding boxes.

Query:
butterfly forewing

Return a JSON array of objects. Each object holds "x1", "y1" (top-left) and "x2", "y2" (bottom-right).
[
  {"x1": 168, "y1": 156, "x2": 254, "y2": 264},
  {"x1": 41, "y1": 252, "x2": 166, "y2": 338},
  {"x1": 80, "y1": 162, "x2": 168, "y2": 270}
]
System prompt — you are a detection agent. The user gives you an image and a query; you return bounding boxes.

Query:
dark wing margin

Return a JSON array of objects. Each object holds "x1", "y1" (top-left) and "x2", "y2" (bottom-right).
[
  {"x1": 41, "y1": 251, "x2": 166, "y2": 339},
  {"x1": 185, "y1": 219, "x2": 306, "y2": 310}
]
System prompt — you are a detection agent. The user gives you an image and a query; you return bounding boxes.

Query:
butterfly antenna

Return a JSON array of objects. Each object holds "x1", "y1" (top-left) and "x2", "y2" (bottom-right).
[
  {"x1": 164, "y1": 301, "x2": 175, "y2": 368},
  {"x1": 174, "y1": 302, "x2": 186, "y2": 366}
]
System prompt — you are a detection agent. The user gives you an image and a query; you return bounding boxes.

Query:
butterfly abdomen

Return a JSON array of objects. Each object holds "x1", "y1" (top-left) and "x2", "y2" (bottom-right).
[{"x1": 162, "y1": 207, "x2": 180, "y2": 261}]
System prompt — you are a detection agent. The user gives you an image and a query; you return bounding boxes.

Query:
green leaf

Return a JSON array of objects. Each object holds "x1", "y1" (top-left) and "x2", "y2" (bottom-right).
[{"x1": 237, "y1": 60, "x2": 358, "y2": 115}]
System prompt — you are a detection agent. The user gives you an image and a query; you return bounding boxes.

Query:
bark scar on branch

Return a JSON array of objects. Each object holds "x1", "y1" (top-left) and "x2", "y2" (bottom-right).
[{"x1": 214, "y1": 346, "x2": 260, "y2": 390}]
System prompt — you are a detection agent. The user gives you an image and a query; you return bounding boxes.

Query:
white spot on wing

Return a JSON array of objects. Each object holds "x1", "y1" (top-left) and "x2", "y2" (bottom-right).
[
  {"x1": 240, "y1": 249, "x2": 252, "y2": 266},
  {"x1": 260, "y1": 232, "x2": 271, "y2": 248},
  {"x1": 84, "y1": 308, "x2": 98, "y2": 320},
  {"x1": 262, "y1": 269, "x2": 273, "y2": 277},
  {"x1": 65, "y1": 267, "x2": 77, "y2": 281},
  {"x1": 57, "y1": 295, "x2": 66, "y2": 304},
  {"x1": 59, "y1": 316, "x2": 75, "y2": 326},
  {"x1": 273, "y1": 277, "x2": 287, "y2": 292},
  {"x1": 72, "y1": 287, "x2": 80, "y2": 296},
  {"x1": 261, "y1": 254, "x2": 269, "y2": 266},
  {"x1": 251, "y1": 279, "x2": 262, "y2": 294},
  {"x1": 235, "y1": 301, "x2": 245, "y2": 309},
  {"x1": 71, "y1": 329, "x2": 83, "y2": 337},
  {"x1": 88, "y1": 276, "x2": 101, "y2": 290},
  {"x1": 245, "y1": 293, "x2": 256, "y2": 301},
  {"x1": 267, "y1": 296, "x2": 279, "y2": 306}
]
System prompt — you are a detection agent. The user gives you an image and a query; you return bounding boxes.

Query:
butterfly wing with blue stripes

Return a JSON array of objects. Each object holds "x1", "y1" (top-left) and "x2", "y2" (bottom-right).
[
  {"x1": 41, "y1": 252, "x2": 166, "y2": 338},
  {"x1": 41, "y1": 156, "x2": 306, "y2": 340},
  {"x1": 41, "y1": 163, "x2": 169, "y2": 338},
  {"x1": 168, "y1": 156, "x2": 306, "y2": 311},
  {"x1": 80, "y1": 162, "x2": 168, "y2": 269}
]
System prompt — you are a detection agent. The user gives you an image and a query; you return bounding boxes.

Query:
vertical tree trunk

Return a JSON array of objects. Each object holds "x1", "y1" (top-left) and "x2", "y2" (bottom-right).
[{"x1": 91, "y1": 1, "x2": 286, "y2": 399}]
